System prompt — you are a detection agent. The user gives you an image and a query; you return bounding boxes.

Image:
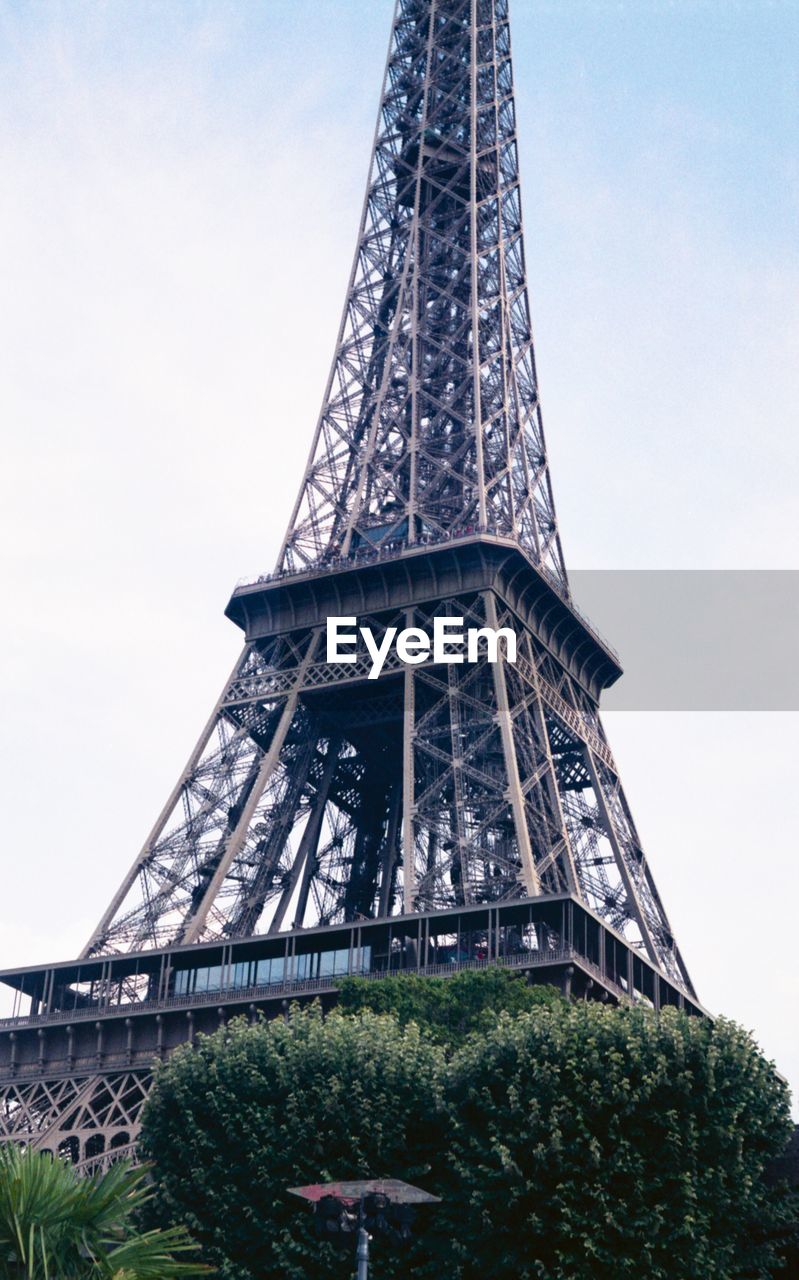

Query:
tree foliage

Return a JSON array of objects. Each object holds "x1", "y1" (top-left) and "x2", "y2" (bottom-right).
[
  {"x1": 139, "y1": 1008, "x2": 446, "y2": 1280},
  {"x1": 0, "y1": 1144, "x2": 204, "y2": 1280},
  {"x1": 446, "y1": 1003, "x2": 794, "y2": 1280},
  {"x1": 139, "y1": 973, "x2": 796, "y2": 1280},
  {"x1": 337, "y1": 967, "x2": 562, "y2": 1047}
]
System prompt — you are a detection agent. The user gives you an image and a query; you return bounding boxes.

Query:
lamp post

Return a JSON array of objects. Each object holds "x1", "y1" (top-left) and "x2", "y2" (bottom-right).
[
  {"x1": 288, "y1": 1177, "x2": 440, "y2": 1280},
  {"x1": 355, "y1": 1221, "x2": 369, "y2": 1280}
]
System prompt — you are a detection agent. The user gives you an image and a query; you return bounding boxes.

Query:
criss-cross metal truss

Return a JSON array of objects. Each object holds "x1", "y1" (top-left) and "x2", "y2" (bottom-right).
[
  {"x1": 0, "y1": 1071, "x2": 148, "y2": 1172},
  {"x1": 78, "y1": 0, "x2": 693, "y2": 994},
  {"x1": 279, "y1": 0, "x2": 566, "y2": 587}
]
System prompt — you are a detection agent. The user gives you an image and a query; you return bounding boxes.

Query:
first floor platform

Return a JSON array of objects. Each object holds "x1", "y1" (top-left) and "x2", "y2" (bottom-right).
[{"x1": 0, "y1": 894, "x2": 705, "y2": 1168}]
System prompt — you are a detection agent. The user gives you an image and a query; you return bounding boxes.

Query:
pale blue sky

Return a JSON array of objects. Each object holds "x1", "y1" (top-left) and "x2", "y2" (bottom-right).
[{"x1": 0, "y1": 1, "x2": 797, "y2": 1102}]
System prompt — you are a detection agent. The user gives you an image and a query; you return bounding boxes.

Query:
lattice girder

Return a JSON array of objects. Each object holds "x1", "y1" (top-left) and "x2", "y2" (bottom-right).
[
  {"x1": 279, "y1": 0, "x2": 566, "y2": 585},
  {"x1": 0, "y1": 1072, "x2": 150, "y2": 1170},
  {"x1": 81, "y1": 575, "x2": 691, "y2": 990}
]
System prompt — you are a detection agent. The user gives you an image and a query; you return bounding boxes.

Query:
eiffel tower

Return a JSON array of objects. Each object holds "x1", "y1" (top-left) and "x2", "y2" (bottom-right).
[{"x1": 0, "y1": 0, "x2": 700, "y2": 1168}]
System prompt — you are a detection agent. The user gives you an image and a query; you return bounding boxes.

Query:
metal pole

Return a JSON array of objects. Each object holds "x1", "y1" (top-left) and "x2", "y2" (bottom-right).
[{"x1": 356, "y1": 1227, "x2": 369, "y2": 1280}]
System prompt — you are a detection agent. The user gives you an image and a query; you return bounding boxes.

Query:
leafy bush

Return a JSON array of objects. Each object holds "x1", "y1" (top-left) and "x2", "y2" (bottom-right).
[
  {"x1": 139, "y1": 1008, "x2": 445, "y2": 1280},
  {"x1": 446, "y1": 1003, "x2": 794, "y2": 1280},
  {"x1": 140, "y1": 972, "x2": 796, "y2": 1279},
  {"x1": 337, "y1": 967, "x2": 561, "y2": 1047}
]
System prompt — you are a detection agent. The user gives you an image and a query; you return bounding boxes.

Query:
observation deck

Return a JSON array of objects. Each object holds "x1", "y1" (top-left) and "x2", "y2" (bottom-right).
[
  {"x1": 226, "y1": 530, "x2": 622, "y2": 701},
  {"x1": 0, "y1": 894, "x2": 705, "y2": 1089}
]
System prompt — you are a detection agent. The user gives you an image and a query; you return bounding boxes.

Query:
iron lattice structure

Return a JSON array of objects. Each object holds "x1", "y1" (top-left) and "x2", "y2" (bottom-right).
[
  {"x1": 280, "y1": 0, "x2": 565, "y2": 586},
  {"x1": 80, "y1": 0, "x2": 692, "y2": 990},
  {"x1": 0, "y1": 0, "x2": 697, "y2": 1171}
]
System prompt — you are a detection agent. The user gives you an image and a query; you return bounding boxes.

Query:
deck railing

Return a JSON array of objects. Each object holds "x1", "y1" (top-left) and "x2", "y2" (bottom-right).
[
  {"x1": 0, "y1": 945, "x2": 597, "y2": 1032},
  {"x1": 234, "y1": 527, "x2": 620, "y2": 661}
]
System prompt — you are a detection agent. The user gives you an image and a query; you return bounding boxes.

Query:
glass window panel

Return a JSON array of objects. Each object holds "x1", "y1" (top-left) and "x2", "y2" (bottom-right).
[{"x1": 296, "y1": 953, "x2": 318, "y2": 981}]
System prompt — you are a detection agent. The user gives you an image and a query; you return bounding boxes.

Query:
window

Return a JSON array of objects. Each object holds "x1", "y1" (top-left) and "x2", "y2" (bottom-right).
[
  {"x1": 174, "y1": 969, "x2": 193, "y2": 996},
  {"x1": 254, "y1": 956, "x2": 285, "y2": 987}
]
